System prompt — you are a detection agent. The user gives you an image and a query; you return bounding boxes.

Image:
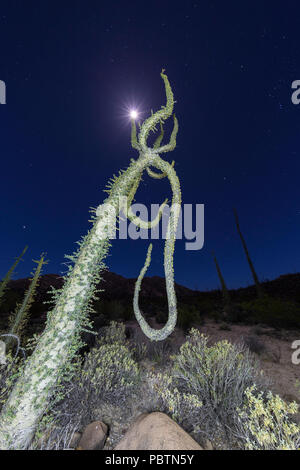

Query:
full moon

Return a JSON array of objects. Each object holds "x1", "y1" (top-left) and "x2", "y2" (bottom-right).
[{"x1": 130, "y1": 109, "x2": 138, "y2": 119}]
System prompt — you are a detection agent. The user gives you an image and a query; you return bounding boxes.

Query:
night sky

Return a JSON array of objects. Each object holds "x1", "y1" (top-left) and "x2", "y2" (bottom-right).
[{"x1": 1, "y1": 1, "x2": 300, "y2": 291}]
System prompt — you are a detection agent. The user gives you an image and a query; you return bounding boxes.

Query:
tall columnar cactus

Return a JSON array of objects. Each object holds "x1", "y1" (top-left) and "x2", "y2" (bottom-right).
[
  {"x1": 5, "y1": 253, "x2": 48, "y2": 350},
  {"x1": 233, "y1": 208, "x2": 263, "y2": 298},
  {"x1": 0, "y1": 70, "x2": 181, "y2": 449},
  {"x1": 211, "y1": 250, "x2": 230, "y2": 305},
  {"x1": 0, "y1": 246, "x2": 28, "y2": 306}
]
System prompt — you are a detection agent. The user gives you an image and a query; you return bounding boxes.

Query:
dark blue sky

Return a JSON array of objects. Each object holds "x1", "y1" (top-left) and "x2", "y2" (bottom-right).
[{"x1": 1, "y1": 1, "x2": 299, "y2": 290}]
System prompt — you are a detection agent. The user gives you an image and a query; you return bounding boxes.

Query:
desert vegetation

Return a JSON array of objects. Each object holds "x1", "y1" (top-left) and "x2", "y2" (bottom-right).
[
  {"x1": 0, "y1": 71, "x2": 299, "y2": 450},
  {"x1": 0, "y1": 261, "x2": 300, "y2": 450},
  {"x1": 1, "y1": 321, "x2": 298, "y2": 450}
]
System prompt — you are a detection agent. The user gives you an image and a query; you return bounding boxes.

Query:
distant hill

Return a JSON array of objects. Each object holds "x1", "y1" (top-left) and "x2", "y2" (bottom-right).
[
  {"x1": 1, "y1": 270, "x2": 300, "y2": 311},
  {"x1": 226, "y1": 273, "x2": 300, "y2": 304},
  {"x1": 2, "y1": 270, "x2": 195, "y2": 304},
  {"x1": 0, "y1": 271, "x2": 299, "y2": 334}
]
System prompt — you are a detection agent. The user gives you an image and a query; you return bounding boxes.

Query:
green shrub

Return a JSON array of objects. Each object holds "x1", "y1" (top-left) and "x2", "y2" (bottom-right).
[
  {"x1": 78, "y1": 324, "x2": 141, "y2": 418},
  {"x1": 239, "y1": 296, "x2": 300, "y2": 328},
  {"x1": 97, "y1": 320, "x2": 127, "y2": 346},
  {"x1": 244, "y1": 335, "x2": 266, "y2": 355},
  {"x1": 177, "y1": 305, "x2": 202, "y2": 332},
  {"x1": 209, "y1": 310, "x2": 222, "y2": 323},
  {"x1": 193, "y1": 298, "x2": 215, "y2": 316},
  {"x1": 235, "y1": 385, "x2": 300, "y2": 449},
  {"x1": 123, "y1": 304, "x2": 134, "y2": 321},
  {"x1": 155, "y1": 310, "x2": 168, "y2": 324},
  {"x1": 148, "y1": 371, "x2": 203, "y2": 425},
  {"x1": 94, "y1": 300, "x2": 126, "y2": 321},
  {"x1": 80, "y1": 341, "x2": 140, "y2": 405},
  {"x1": 129, "y1": 326, "x2": 173, "y2": 365},
  {"x1": 148, "y1": 328, "x2": 267, "y2": 447}
]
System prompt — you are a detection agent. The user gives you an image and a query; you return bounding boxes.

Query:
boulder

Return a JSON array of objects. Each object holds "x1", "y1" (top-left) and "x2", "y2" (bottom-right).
[
  {"x1": 77, "y1": 421, "x2": 108, "y2": 450},
  {"x1": 114, "y1": 412, "x2": 203, "y2": 450}
]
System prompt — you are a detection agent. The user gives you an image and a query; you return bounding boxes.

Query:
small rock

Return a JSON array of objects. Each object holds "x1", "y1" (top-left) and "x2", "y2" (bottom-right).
[{"x1": 77, "y1": 421, "x2": 108, "y2": 450}]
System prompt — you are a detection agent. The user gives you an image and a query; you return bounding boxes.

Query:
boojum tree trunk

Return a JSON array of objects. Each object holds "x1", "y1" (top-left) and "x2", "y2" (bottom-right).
[
  {"x1": 211, "y1": 250, "x2": 230, "y2": 306},
  {"x1": 233, "y1": 208, "x2": 263, "y2": 298},
  {"x1": 0, "y1": 70, "x2": 182, "y2": 449}
]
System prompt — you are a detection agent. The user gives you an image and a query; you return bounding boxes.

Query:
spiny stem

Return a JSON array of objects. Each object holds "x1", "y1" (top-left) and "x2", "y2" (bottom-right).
[
  {"x1": 212, "y1": 250, "x2": 230, "y2": 305},
  {"x1": 0, "y1": 246, "x2": 28, "y2": 306}
]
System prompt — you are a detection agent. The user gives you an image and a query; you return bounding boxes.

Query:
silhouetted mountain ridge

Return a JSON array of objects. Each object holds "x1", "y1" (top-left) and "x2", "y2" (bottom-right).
[{"x1": 2, "y1": 271, "x2": 300, "y2": 307}]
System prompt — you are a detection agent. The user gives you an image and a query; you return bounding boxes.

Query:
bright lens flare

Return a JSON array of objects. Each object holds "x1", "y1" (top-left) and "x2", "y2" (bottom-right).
[{"x1": 130, "y1": 109, "x2": 138, "y2": 120}]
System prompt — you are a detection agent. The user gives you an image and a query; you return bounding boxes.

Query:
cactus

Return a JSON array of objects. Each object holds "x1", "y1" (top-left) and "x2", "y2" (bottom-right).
[
  {"x1": 211, "y1": 250, "x2": 230, "y2": 305},
  {"x1": 5, "y1": 253, "x2": 48, "y2": 350},
  {"x1": 233, "y1": 209, "x2": 263, "y2": 298},
  {"x1": 0, "y1": 246, "x2": 28, "y2": 306},
  {"x1": 0, "y1": 70, "x2": 181, "y2": 449}
]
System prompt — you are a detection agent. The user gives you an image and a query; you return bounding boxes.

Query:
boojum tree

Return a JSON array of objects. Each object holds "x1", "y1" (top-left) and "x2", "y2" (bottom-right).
[
  {"x1": 0, "y1": 245, "x2": 28, "y2": 307},
  {"x1": 211, "y1": 250, "x2": 230, "y2": 306},
  {"x1": 0, "y1": 70, "x2": 182, "y2": 449},
  {"x1": 233, "y1": 208, "x2": 263, "y2": 298},
  {"x1": 5, "y1": 253, "x2": 49, "y2": 350}
]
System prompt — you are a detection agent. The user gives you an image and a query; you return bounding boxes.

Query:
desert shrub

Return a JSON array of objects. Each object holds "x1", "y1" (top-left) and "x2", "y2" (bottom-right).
[
  {"x1": 244, "y1": 335, "x2": 266, "y2": 355},
  {"x1": 177, "y1": 305, "x2": 202, "y2": 332},
  {"x1": 251, "y1": 325, "x2": 267, "y2": 336},
  {"x1": 156, "y1": 304, "x2": 204, "y2": 331},
  {"x1": 31, "y1": 321, "x2": 140, "y2": 449},
  {"x1": 238, "y1": 296, "x2": 300, "y2": 329},
  {"x1": 149, "y1": 340, "x2": 174, "y2": 365},
  {"x1": 122, "y1": 304, "x2": 134, "y2": 321},
  {"x1": 97, "y1": 320, "x2": 127, "y2": 346},
  {"x1": 199, "y1": 298, "x2": 216, "y2": 314},
  {"x1": 148, "y1": 328, "x2": 267, "y2": 447},
  {"x1": 209, "y1": 310, "x2": 222, "y2": 323},
  {"x1": 106, "y1": 300, "x2": 126, "y2": 320},
  {"x1": 128, "y1": 326, "x2": 174, "y2": 365},
  {"x1": 155, "y1": 310, "x2": 168, "y2": 324},
  {"x1": 94, "y1": 300, "x2": 126, "y2": 321},
  {"x1": 147, "y1": 371, "x2": 203, "y2": 425},
  {"x1": 225, "y1": 304, "x2": 245, "y2": 323},
  {"x1": 234, "y1": 385, "x2": 300, "y2": 449},
  {"x1": 79, "y1": 342, "x2": 140, "y2": 405},
  {"x1": 77, "y1": 321, "x2": 140, "y2": 407}
]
